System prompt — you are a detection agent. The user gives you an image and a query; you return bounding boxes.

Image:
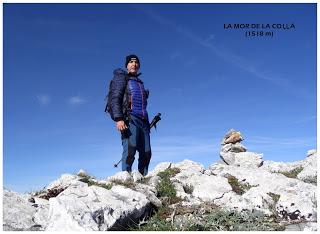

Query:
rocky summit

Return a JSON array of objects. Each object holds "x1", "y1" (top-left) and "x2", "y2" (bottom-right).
[{"x1": 3, "y1": 129, "x2": 317, "y2": 231}]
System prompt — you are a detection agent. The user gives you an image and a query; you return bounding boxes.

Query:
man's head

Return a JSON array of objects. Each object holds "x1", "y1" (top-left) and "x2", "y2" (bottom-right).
[{"x1": 125, "y1": 54, "x2": 140, "y2": 74}]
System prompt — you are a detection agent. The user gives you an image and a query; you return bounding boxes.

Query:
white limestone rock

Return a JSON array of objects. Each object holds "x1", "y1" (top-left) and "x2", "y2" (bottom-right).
[
  {"x1": 209, "y1": 162, "x2": 228, "y2": 175},
  {"x1": 134, "y1": 183, "x2": 162, "y2": 208},
  {"x1": 30, "y1": 197, "x2": 50, "y2": 228},
  {"x1": 148, "y1": 160, "x2": 204, "y2": 177},
  {"x1": 148, "y1": 162, "x2": 172, "y2": 177},
  {"x1": 233, "y1": 152, "x2": 263, "y2": 168},
  {"x1": 208, "y1": 164, "x2": 317, "y2": 222},
  {"x1": 260, "y1": 160, "x2": 303, "y2": 173},
  {"x1": 307, "y1": 149, "x2": 316, "y2": 157},
  {"x1": 168, "y1": 164, "x2": 231, "y2": 203},
  {"x1": 261, "y1": 150, "x2": 317, "y2": 174},
  {"x1": 106, "y1": 171, "x2": 133, "y2": 183},
  {"x1": 34, "y1": 197, "x2": 50, "y2": 206},
  {"x1": 131, "y1": 171, "x2": 144, "y2": 182},
  {"x1": 180, "y1": 198, "x2": 202, "y2": 207},
  {"x1": 3, "y1": 189, "x2": 38, "y2": 231},
  {"x1": 241, "y1": 187, "x2": 275, "y2": 216},
  {"x1": 183, "y1": 174, "x2": 231, "y2": 202},
  {"x1": 297, "y1": 164, "x2": 317, "y2": 182},
  {"x1": 173, "y1": 159, "x2": 205, "y2": 173},
  {"x1": 215, "y1": 160, "x2": 228, "y2": 166},
  {"x1": 213, "y1": 191, "x2": 257, "y2": 213},
  {"x1": 276, "y1": 191, "x2": 317, "y2": 221},
  {"x1": 213, "y1": 188, "x2": 275, "y2": 216},
  {"x1": 221, "y1": 142, "x2": 247, "y2": 153},
  {"x1": 220, "y1": 151, "x2": 263, "y2": 168},
  {"x1": 173, "y1": 181, "x2": 190, "y2": 200},
  {"x1": 146, "y1": 175, "x2": 161, "y2": 189},
  {"x1": 297, "y1": 152, "x2": 317, "y2": 182},
  {"x1": 33, "y1": 203, "x2": 50, "y2": 230},
  {"x1": 174, "y1": 166, "x2": 203, "y2": 180},
  {"x1": 46, "y1": 183, "x2": 151, "y2": 231},
  {"x1": 220, "y1": 152, "x2": 235, "y2": 165},
  {"x1": 77, "y1": 169, "x2": 89, "y2": 177},
  {"x1": 303, "y1": 222, "x2": 317, "y2": 231},
  {"x1": 96, "y1": 179, "x2": 108, "y2": 184},
  {"x1": 204, "y1": 169, "x2": 212, "y2": 176},
  {"x1": 46, "y1": 174, "x2": 81, "y2": 190}
]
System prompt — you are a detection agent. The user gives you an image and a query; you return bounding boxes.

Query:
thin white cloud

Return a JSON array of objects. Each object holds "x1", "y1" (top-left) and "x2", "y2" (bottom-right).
[
  {"x1": 289, "y1": 115, "x2": 317, "y2": 125},
  {"x1": 68, "y1": 96, "x2": 87, "y2": 105},
  {"x1": 246, "y1": 136, "x2": 316, "y2": 149},
  {"x1": 135, "y1": 6, "x2": 312, "y2": 99},
  {"x1": 184, "y1": 58, "x2": 197, "y2": 67},
  {"x1": 36, "y1": 94, "x2": 51, "y2": 106},
  {"x1": 170, "y1": 52, "x2": 181, "y2": 60},
  {"x1": 151, "y1": 135, "x2": 219, "y2": 161},
  {"x1": 169, "y1": 51, "x2": 196, "y2": 67},
  {"x1": 205, "y1": 34, "x2": 216, "y2": 42}
]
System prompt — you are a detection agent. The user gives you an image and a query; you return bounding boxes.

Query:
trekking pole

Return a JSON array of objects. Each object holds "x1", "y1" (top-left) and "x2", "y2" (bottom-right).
[{"x1": 114, "y1": 159, "x2": 122, "y2": 168}]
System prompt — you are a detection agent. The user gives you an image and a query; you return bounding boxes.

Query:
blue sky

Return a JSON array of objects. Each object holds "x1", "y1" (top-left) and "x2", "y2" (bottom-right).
[{"x1": 3, "y1": 3, "x2": 317, "y2": 193}]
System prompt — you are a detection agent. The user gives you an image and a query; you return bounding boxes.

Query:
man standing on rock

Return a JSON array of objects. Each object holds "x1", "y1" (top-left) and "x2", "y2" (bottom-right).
[{"x1": 107, "y1": 54, "x2": 151, "y2": 176}]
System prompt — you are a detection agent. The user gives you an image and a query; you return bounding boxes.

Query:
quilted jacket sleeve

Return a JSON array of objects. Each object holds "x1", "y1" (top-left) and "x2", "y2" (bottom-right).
[{"x1": 110, "y1": 68, "x2": 127, "y2": 121}]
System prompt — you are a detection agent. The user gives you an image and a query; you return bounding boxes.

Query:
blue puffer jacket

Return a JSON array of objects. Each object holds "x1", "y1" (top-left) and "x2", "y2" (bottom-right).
[{"x1": 110, "y1": 68, "x2": 149, "y2": 122}]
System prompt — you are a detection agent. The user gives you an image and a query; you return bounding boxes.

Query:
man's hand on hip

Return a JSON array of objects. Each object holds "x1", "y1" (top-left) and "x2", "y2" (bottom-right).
[{"x1": 116, "y1": 120, "x2": 128, "y2": 131}]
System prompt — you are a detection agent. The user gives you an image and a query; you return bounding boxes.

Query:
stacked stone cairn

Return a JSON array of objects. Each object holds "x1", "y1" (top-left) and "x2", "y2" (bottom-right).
[{"x1": 220, "y1": 129, "x2": 263, "y2": 167}]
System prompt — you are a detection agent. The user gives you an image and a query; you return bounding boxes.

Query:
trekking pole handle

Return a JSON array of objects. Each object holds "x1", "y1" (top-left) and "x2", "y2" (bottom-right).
[{"x1": 150, "y1": 113, "x2": 161, "y2": 129}]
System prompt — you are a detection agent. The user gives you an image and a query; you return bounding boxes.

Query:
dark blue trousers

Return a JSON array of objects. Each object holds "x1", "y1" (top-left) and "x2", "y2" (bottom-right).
[{"x1": 121, "y1": 114, "x2": 151, "y2": 176}]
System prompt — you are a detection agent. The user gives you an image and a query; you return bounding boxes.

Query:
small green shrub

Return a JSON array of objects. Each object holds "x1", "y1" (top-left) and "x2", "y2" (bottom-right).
[
  {"x1": 130, "y1": 215, "x2": 174, "y2": 231},
  {"x1": 110, "y1": 179, "x2": 135, "y2": 189},
  {"x1": 157, "y1": 176, "x2": 177, "y2": 198},
  {"x1": 276, "y1": 166, "x2": 304, "y2": 178},
  {"x1": 156, "y1": 167, "x2": 180, "y2": 199},
  {"x1": 267, "y1": 192, "x2": 280, "y2": 203},
  {"x1": 77, "y1": 172, "x2": 89, "y2": 178},
  {"x1": 30, "y1": 187, "x2": 46, "y2": 197},
  {"x1": 79, "y1": 177, "x2": 96, "y2": 186},
  {"x1": 184, "y1": 223, "x2": 206, "y2": 231},
  {"x1": 79, "y1": 176, "x2": 112, "y2": 190},
  {"x1": 130, "y1": 206, "x2": 175, "y2": 231},
  {"x1": 183, "y1": 184, "x2": 194, "y2": 194},
  {"x1": 266, "y1": 192, "x2": 281, "y2": 220},
  {"x1": 227, "y1": 175, "x2": 257, "y2": 195},
  {"x1": 157, "y1": 167, "x2": 181, "y2": 179},
  {"x1": 98, "y1": 183, "x2": 113, "y2": 190},
  {"x1": 202, "y1": 209, "x2": 285, "y2": 231},
  {"x1": 302, "y1": 176, "x2": 317, "y2": 185},
  {"x1": 139, "y1": 176, "x2": 151, "y2": 184},
  {"x1": 311, "y1": 193, "x2": 317, "y2": 208},
  {"x1": 131, "y1": 208, "x2": 285, "y2": 231}
]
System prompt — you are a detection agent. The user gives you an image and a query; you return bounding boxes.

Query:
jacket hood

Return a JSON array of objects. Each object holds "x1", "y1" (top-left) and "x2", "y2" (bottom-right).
[
  {"x1": 113, "y1": 68, "x2": 142, "y2": 78},
  {"x1": 113, "y1": 68, "x2": 127, "y2": 75}
]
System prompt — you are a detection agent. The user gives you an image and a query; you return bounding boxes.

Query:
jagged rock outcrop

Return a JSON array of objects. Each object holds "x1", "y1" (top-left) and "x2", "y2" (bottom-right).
[
  {"x1": 3, "y1": 132, "x2": 317, "y2": 231},
  {"x1": 3, "y1": 190, "x2": 49, "y2": 231},
  {"x1": 46, "y1": 183, "x2": 151, "y2": 231},
  {"x1": 209, "y1": 161, "x2": 317, "y2": 221},
  {"x1": 261, "y1": 150, "x2": 317, "y2": 183}
]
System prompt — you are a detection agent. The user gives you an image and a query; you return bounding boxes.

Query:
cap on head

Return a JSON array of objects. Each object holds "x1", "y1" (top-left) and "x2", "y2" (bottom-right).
[{"x1": 125, "y1": 54, "x2": 140, "y2": 68}]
